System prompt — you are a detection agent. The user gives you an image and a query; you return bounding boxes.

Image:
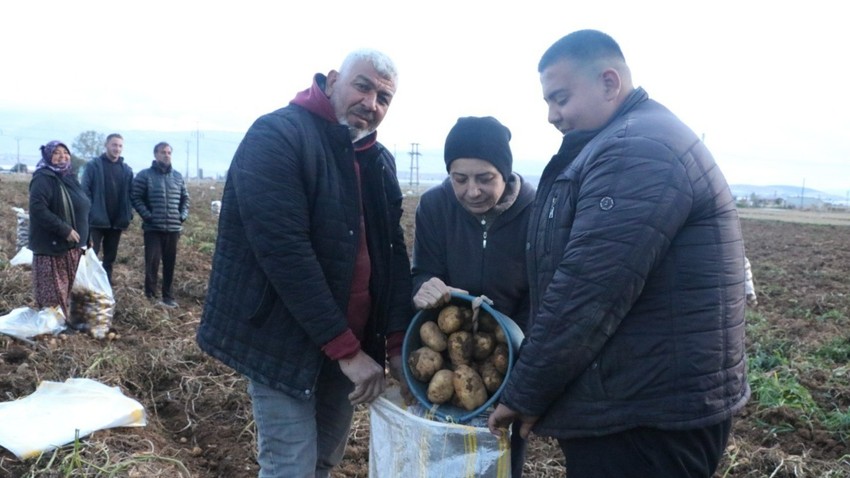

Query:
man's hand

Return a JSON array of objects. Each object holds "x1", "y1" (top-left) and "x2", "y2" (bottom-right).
[
  {"x1": 339, "y1": 350, "x2": 386, "y2": 405},
  {"x1": 488, "y1": 403, "x2": 539, "y2": 439},
  {"x1": 413, "y1": 277, "x2": 468, "y2": 310},
  {"x1": 388, "y1": 354, "x2": 414, "y2": 404}
]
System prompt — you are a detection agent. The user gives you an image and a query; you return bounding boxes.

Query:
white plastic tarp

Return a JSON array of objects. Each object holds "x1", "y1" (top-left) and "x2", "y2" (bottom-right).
[
  {"x1": 9, "y1": 246, "x2": 32, "y2": 266},
  {"x1": 0, "y1": 306, "x2": 65, "y2": 340},
  {"x1": 0, "y1": 378, "x2": 147, "y2": 459}
]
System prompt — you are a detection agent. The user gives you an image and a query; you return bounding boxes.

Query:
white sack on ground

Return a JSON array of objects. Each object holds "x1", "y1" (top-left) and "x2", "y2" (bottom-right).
[
  {"x1": 9, "y1": 246, "x2": 32, "y2": 267},
  {"x1": 0, "y1": 306, "x2": 65, "y2": 340},
  {"x1": 12, "y1": 207, "x2": 29, "y2": 253},
  {"x1": 0, "y1": 378, "x2": 147, "y2": 459},
  {"x1": 369, "y1": 387, "x2": 510, "y2": 477}
]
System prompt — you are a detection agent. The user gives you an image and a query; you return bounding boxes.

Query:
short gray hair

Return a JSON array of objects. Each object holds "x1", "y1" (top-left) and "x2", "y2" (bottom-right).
[{"x1": 339, "y1": 49, "x2": 398, "y2": 84}]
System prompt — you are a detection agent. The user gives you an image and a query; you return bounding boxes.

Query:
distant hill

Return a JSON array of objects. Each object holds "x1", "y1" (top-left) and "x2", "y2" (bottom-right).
[{"x1": 730, "y1": 184, "x2": 846, "y2": 203}]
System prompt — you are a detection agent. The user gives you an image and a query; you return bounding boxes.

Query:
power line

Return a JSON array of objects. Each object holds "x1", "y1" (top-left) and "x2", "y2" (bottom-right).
[{"x1": 408, "y1": 143, "x2": 420, "y2": 188}]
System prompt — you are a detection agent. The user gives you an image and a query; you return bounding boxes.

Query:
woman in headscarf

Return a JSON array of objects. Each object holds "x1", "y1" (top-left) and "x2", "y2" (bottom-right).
[
  {"x1": 28, "y1": 140, "x2": 91, "y2": 320},
  {"x1": 411, "y1": 116, "x2": 536, "y2": 478}
]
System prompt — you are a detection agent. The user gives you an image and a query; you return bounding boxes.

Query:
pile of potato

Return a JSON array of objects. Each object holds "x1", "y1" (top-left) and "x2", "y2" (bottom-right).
[
  {"x1": 408, "y1": 304, "x2": 510, "y2": 412},
  {"x1": 70, "y1": 289, "x2": 114, "y2": 339}
]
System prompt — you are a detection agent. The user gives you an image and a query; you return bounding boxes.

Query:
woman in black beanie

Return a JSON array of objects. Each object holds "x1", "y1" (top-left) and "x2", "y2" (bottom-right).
[{"x1": 411, "y1": 116, "x2": 535, "y2": 477}]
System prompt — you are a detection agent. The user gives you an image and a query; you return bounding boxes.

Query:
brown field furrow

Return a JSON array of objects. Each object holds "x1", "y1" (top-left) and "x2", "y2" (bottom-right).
[{"x1": 0, "y1": 175, "x2": 848, "y2": 477}]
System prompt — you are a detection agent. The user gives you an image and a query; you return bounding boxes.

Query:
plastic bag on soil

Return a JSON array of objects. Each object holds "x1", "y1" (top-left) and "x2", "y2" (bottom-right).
[
  {"x1": 12, "y1": 207, "x2": 29, "y2": 253},
  {"x1": 10, "y1": 247, "x2": 33, "y2": 267},
  {"x1": 0, "y1": 378, "x2": 146, "y2": 459},
  {"x1": 70, "y1": 248, "x2": 114, "y2": 339},
  {"x1": 0, "y1": 306, "x2": 66, "y2": 340},
  {"x1": 369, "y1": 387, "x2": 511, "y2": 477}
]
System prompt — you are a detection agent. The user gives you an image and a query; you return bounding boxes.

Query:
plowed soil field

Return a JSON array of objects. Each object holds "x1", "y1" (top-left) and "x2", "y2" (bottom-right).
[{"x1": 1, "y1": 176, "x2": 848, "y2": 477}]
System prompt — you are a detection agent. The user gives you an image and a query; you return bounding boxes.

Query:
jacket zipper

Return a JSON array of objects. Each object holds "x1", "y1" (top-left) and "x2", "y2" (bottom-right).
[{"x1": 544, "y1": 193, "x2": 558, "y2": 254}]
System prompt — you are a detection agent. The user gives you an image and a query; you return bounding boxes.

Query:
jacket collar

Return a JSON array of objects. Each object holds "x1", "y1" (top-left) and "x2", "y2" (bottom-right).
[{"x1": 290, "y1": 73, "x2": 380, "y2": 152}]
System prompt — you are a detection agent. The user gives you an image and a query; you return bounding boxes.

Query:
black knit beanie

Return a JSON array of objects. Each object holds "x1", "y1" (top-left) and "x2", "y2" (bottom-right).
[{"x1": 444, "y1": 116, "x2": 512, "y2": 180}]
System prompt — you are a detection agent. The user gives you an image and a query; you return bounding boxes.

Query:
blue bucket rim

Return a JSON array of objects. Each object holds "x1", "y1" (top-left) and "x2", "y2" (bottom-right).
[{"x1": 402, "y1": 292, "x2": 523, "y2": 423}]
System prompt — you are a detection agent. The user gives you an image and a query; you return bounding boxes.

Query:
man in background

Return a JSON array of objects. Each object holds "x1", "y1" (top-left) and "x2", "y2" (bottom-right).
[
  {"x1": 81, "y1": 133, "x2": 134, "y2": 285},
  {"x1": 130, "y1": 142, "x2": 189, "y2": 308}
]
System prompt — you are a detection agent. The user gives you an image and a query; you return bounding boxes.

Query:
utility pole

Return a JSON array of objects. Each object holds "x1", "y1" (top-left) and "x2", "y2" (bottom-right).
[
  {"x1": 193, "y1": 124, "x2": 204, "y2": 182},
  {"x1": 15, "y1": 136, "x2": 21, "y2": 169},
  {"x1": 186, "y1": 140, "x2": 191, "y2": 179},
  {"x1": 408, "y1": 142, "x2": 420, "y2": 189},
  {"x1": 800, "y1": 178, "x2": 805, "y2": 210}
]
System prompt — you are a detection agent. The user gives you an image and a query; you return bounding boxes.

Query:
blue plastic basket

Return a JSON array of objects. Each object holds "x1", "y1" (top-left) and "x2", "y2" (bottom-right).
[{"x1": 401, "y1": 292, "x2": 524, "y2": 423}]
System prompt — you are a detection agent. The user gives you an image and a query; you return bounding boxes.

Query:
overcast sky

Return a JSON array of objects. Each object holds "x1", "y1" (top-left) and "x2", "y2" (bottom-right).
[{"x1": 2, "y1": 1, "x2": 848, "y2": 194}]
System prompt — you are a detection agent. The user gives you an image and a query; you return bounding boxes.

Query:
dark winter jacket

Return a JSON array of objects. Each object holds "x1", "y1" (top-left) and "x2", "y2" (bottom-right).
[
  {"x1": 500, "y1": 88, "x2": 750, "y2": 438},
  {"x1": 196, "y1": 103, "x2": 413, "y2": 400},
  {"x1": 80, "y1": 155, "x2": 134, "y2": 229},
  {"x1": 130, "y1": 161, "x2": 189, "y2": 232},
  {"x1": 412, "y1": 174, "x2": 535, "y2": 331},
  {"x1": 28, "y1": 168, "x2": 91, "y2": 255}
]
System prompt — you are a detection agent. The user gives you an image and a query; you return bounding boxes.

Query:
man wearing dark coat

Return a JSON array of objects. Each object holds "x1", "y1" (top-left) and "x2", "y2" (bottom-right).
[
  {"x1": 197, "y1": 49, "x2": 412, "y2": 478},
  {"x1": 489, "y1": 30, "x2": 750, "y2": 478}
]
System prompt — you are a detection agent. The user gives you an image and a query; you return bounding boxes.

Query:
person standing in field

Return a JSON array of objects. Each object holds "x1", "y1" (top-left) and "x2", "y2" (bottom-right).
[
  {"x1": 80, "y1": 133, "x2": 134, "y2": 285},
  {"x1": 28, "y1": 140, "x2": 91, "y2": 320},
  {"x1": 488, "y1": 29, "x2": 750, "y2": 478},
  {"x1": 411, "y1": 116, "x2": 535, "y2": 477},
  {"x1": 196, "y1": 49, "x2": 412, "y2": 478},
  {"x1": 130, "y1": 142, "x2": 189, "y2": 308}
]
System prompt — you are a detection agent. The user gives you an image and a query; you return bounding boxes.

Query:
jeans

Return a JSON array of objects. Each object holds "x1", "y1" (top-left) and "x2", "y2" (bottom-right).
[
  {"x1": 248, "y1": 360, "x2": 355, "y2": 478},
  {"x1": 143, "y1": 231, "x2": 180, "y2": 299},
  {"x1": 90, "y1": 228, "x2": 122, "y2": 284}
]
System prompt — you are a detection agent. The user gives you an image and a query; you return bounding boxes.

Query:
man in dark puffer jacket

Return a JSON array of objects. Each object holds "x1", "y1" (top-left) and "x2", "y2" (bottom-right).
[
  {"x1": 488, "y1": 30, "x2": 750, "y2": 478},
  {"x1": 130, "y1": 142, "x2": 189, "y2": 308},
  {"x1": 196, "y1": 49, "x2": 412, "y2": 478}
]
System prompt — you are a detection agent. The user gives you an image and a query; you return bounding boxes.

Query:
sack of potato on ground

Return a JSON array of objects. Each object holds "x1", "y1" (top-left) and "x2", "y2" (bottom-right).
[
  {"x1": 69, "y1": 248, "x2": 115, "y2": 339},
  {"x1": 402, "y1": 293, "x2": 524, "y2": 423}
]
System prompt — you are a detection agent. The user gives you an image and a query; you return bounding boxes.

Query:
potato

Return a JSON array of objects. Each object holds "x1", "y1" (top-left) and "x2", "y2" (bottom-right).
[
  {"x1": 479, "y1": 360, "x2": 504, "y2": 393},
  {"x1": 452, "y1": 364, "x2": 488, "y2": 411},
  {"x1": 437, "y1": 305, "x2": 465, "y2": 334},
  {"x1": 419, "y1": 320, "x2": 447, "y2": 352},
  {"x1": 447, "y1": 331, "x2": 473, "y2": 365},
  {"x1": 493, "y1": 324, "x2": 508, "y2": 344},
  {"x1": 472, "y1": 331, "x2": 496, "y2": 360},
  {"x1": 460, "y1": 307, "x2": 475, "y2": 331},
  {"x1": 408, "y1": 346, "x2": 444, "y2": 382},
  {"x1": 489, "y1": 343, "x2": 509, "y2": 375},
  {"x1": 427, "y1": 369, "x2": 455, "y2": 404},
  {"x1": 477, "y1": 311, "x2": 498, "y2": 332}
]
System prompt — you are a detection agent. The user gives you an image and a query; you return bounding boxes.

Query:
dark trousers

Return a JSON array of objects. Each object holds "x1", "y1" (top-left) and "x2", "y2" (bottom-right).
[
  {"x1": 558, "y1": 418, "x2": 732, "y2": 478},
  {"x1": 143, "y1": 231, "x2": 180, "y2": 300},
  {"x1": 90, "y1": 228, "x2": 123, "y2": 284},
  {"x1": 511, "y1": 421, "x2": 528, "y2": 478}
]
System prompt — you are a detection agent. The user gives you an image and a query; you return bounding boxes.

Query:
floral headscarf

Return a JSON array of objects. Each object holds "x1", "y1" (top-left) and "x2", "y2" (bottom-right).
[{"x1": 37, "y1": 140, "x2": 72, "y2": 176}]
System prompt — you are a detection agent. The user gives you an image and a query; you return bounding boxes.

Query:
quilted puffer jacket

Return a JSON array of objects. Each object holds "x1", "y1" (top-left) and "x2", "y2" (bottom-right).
[
  {"x1": 130, "y1": 161, "x2": 189, "y2": 232},
  {"x1": 196, "y1": 104, "x2": 412, "y2": 400},
  {"x1": 500, "y1": 88, "x2": 750, "y2": 439}
]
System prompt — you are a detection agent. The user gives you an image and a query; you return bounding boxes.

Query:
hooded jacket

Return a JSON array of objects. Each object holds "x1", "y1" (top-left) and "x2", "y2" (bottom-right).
[
  {"x1": 500, "y1": 88, "x2": 750, "y2": 438},
  {"x1": 80, "y1": 154, "x2": 134, "y2": 229},
  {"x1": 412, "y1": 174, "x2": 535, "y2": 330},
  {"x1": 196, "y1": 75, "x2": 413, "y2": 399}
]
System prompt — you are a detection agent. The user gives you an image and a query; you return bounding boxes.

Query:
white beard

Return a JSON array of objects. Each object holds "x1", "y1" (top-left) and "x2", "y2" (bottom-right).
[{"x1": 338, "y1": 118, "x2": 373, "y2": 143}]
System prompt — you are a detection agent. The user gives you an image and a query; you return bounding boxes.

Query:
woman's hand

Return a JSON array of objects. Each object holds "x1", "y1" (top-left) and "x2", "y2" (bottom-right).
[
  {"x1": 66, "y1": 229, "x2": 80, "y2": 243},
  {"x1": 413, "y1": 277, "x2": 468, "y2": 310}
]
